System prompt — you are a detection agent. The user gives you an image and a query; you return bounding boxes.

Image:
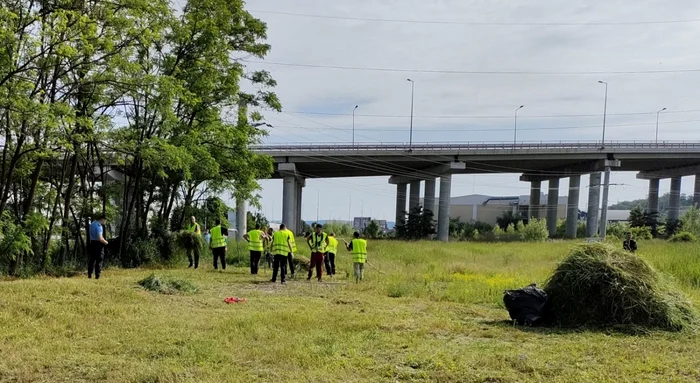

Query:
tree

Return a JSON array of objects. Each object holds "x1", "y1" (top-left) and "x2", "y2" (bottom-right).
[
  {"x1": 247, "y1": 212, "x2": 269, "y2": 230},
  {"x1": 395, "y1": 206, "x2": 435, "y2": 240},
  {"x1": 496, "y1": 211, "x2": 522, "y2": 230},
  {"x1": 363, "y1": 220, "x2": 381, "y2": 239},
  {"x1": 628, "y1": 206, "x2": 648, "y2": 228}
]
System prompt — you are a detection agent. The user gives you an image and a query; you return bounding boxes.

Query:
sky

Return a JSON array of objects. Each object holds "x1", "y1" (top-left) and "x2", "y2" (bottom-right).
[{"x1": 237, "y1": 0, "x2": 700, "y2": 222}]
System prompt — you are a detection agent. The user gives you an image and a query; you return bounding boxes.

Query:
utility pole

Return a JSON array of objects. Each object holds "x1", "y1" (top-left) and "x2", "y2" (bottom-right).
[
  {"x1": 598, "y1": 80, "x2": 611, "y2": 239},
  {"x1": 352, "y1": 105, "x2": 358, "y2": 146},
  {"x1": 598, "y1": 81, "x2": 608, "y2": 146},
  {"x1": 407, "y1": 79, "x2": 415, "y2": 149}
]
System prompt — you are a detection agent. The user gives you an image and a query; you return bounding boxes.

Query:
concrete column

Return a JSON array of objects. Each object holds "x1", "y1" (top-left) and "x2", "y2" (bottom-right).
[
  {"x1": 599, "y1": 167, "x2": 612, "y2": 238},
  {"x1": 424, "y1": 178, "x2": 436, "y2": 215},
  {"x1": 529, "y1": 180, "x2": 541, "y2": 220},
  {"x1": 566, "y1": 175, "x2": 581, "y2": 239},
  {"x1": 282, "y1": 176, "x2": 296, "y2": 232},
  {"x1": 586, "y1": 173, "x2": 601, "y2": 237},
  {"x1": 669, "y1": 176, "x2": 682, "y2": 221},
  {"x1": 694, "y1": 175, "x2": 700, "y2": 208},
  {"x1": 648, "y1": 178, "x2": 660, "y2": 234},
  {"x1": 236, "y1": 198, "x2": 246, "y2": 240},
  {"x1": 409, "y1": 180, "x2": 421, "y2": 211},
  {"x1": 547, "y1": 178, "x2": 560, "y2": 237},
  {"x1": 437, "y1": 174, "x2": 452, "y2": 242},
  {"x1": 395, "y1": 183, "x2": 407, "y2": 226},
  {"x1": 296, "y1": 181, "x2": 303, "y2": 233}
]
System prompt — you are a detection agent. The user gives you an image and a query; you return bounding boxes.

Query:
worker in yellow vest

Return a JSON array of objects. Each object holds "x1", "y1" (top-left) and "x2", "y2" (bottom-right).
[
  {"x1": 271, "y1": 223, "x2": 294, "y2": 285},
  {"x1": 184, "y1": 216, "x2": 202, "y2": 269},
  {"x1": 344, "y1": 231, "x2": 368, "y2": 283},
  {"x1": 305, "y1": 224, "x2": 330, "y2": 281},
  {"x1": 284, "y1": 226, "x2": 297, "y2": 278},
  {"x1": 324, "y1": 232, "x2": 339, "y2": 276},
  {"x1": 264, "y1": 227, "x2": 274, "y2": 269},
  {"x1": 243, "y1": 223, "x2": 268, "y2": 275},
  {"x1": 209, "y1": 218, "x2": 228, "y2": 270}
]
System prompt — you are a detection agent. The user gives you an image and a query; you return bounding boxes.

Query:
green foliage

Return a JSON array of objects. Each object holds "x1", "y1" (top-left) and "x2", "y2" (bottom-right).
[
  {"x1": 175, "y1": 231, "x2": 204, "y2": 251},
  {"x1": 680, "y1": 207, "x2": 700, "y2": 238},
  {"x1": 247, "y1": 212, "x2": 269, "y2": 231},
  {"x1": 322, "y1": 221, "x2": 354, "y2": 237},
  {"x1": 628, "y1": 205, "x2": 648, "y2": 228},
  {"x1": 670, "y1": 232, "x2": 697, "y2": 243},
  {"x1": 449, "y1": 218, "x2": 492, "y2": 241},
  {"x1": 137, "y1": 273, "x2": 198, "y2": 295},
  {"x1": 520, "y1": 218, "x2": 549, "y2": 242},
  {"x1": 666, "y1": 219, "x2": 682, "y2": 237},
  {"x1": 630, "y1": 226, "x2": 653, "y2": 240},
  {"x1": 607, "y1": 222, "x2": 630, "y2": 240},
  {"x1": 543, "y1": 243, "x2": 697, "y2": 331},
  {"x1": 395, "y1": 206, "x2": 435, "y2": 240},
  {"x1": 611, "y1": 193, "x2": 695, "y2": 211},
  {"x1": 496, "y1": 211, "x2": 522, "y2": 230},
  {"x1": 363, "y1": 220, "x2": 382, "y2": 239}
]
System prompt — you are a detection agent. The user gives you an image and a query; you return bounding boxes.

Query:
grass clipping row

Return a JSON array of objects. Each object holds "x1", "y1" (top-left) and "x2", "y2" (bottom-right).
[
  {"x1": 542, "y1": 243, "x2": 696, "y2": 331},
  {"x1": 138, "y1": 273, "x2": 198, "y2": 295}
]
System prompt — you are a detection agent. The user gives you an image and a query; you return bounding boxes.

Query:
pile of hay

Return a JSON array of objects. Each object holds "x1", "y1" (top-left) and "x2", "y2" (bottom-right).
[
  {"x1": 542, "y1": 243, "x2": 696, "y2": 331},
  {"x1": 175, "y1": 230, "x2": 204, "y2": 251},
  {"x1": 138, "y1": 273, "x2": 198, "y2": 295}
]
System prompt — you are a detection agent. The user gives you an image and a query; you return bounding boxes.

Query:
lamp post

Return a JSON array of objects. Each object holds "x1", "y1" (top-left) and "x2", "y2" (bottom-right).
[
  {"x1": 407, "y1": 79, "x2": 415, "y2": 149},
  {"x1": 352, "y1": 105, "x2": 358, "y2": 146},
  {"x1": 514, "y1": 105, "x2": 524, "y2": 145},
  {"x1": 655, "y1": 107, "x2": 666, "y2": 144},
  {"x1": 316, "y1": 189, "x2": 320, "y2": 224},
  {"x1": 598, "y1": 81, "x2": 608, "y2": 145}
]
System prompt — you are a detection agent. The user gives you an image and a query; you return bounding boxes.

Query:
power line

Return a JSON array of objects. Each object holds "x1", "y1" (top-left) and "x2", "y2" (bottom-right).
[
  {"x1": 249, "y1": 9, "x2": 700, "y2": 26},
  {"x1": 243, "y1": 60, "x2": 700, "y2": 76}
]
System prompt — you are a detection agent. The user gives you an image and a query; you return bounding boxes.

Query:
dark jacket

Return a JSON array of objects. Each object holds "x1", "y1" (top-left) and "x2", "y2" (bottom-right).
[{"x1": 623, "y1": 239, "x2": 637, "y2": 253}]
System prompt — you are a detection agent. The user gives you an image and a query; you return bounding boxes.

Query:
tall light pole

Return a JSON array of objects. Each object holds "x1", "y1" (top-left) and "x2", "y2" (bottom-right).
[
  {"x1": 316, "y1": 189, "x2": 320, "y2": 223},
  {"x1": 407, "y1": 79, "x2": 415, "y2": 149},
  {"x1": 514, "y1": 105, "x2": 524, "y2": 145},
  {"x1": 352, "y1": 105, "x2": 358, "y2": 146},
  {"x1": 655, "y1": 107, "x2": 666, "y2": 144},
  {"x1": 598, "y1": 80, "x2": 608, "y2": 145}
]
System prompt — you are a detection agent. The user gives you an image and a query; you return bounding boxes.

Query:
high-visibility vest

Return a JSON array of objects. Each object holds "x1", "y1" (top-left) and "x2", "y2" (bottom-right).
[
  {"x1": 186, "y1": 223, "x2": 201, "y2": 235},
  {"x1": 247, "y1": 230, "x2": 264, "y2": 251},
  {"x1": 210, "y1": 226, "x2": 226, "y2": 248},
  {"x1": 351, "y1": 238, "x2": 367, "y2": 263},
  {"x1": 308, "y1": 232, "x2": 327, "y2": 252},
  {"x1": 284, "y1": 229, "x2": 297, "y2": 252},
  {"x1": 272, "y1": 230, "x2": 291, "y2": 255},
  {"x1": 327, "y1": 237, "x2": 338, "y2": 254}
]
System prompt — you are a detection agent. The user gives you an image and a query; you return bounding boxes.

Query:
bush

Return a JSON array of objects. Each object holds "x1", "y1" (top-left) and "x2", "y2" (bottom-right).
[
  {"x1": 521, "y1": 218, "x2": 549, "y2": 242},
  {"x1": 670, "y1": 232, "x2": 697, "y2": 243},
  {"x1": 606, "y1": 222, "x2": 630, "y2": 240},
  {"x1": 138, "y1": 273, "x2": 198, "y2": 295},
  {"x1": 680, "y1": 207, "x2": 700, "y2": 237},
  {"x1": 630, "y1": 226, "x2": 653, "y2": 240},
  {"x1": 542, "y1": 243, "x2": 697, "y2": 331}
]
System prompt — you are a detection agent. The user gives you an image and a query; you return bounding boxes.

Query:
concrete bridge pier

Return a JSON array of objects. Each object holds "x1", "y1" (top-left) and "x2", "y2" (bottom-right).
[
  {"x1": 395, "y1": 183, "x2": 407, "y2": 226},
  {"x1": 409, "y1": 180, "x2": 421, "y2": 212},
  {"x1": 296, "y1": 182, "x2": 303, "y2": 231},
  {"x1": 424, "y1": 178, "x2": 436, "y2": 215},
  {"x1": 586, "y1": 173, "x2": 601, "y2": 237},
  {"x1": 282, "y1": 176, "x2": 297, "y2": 233},
  {"x1": 528, "y1": 180, "x2": 541, "y2": 220},
  {"x1": 694, "y1": 175, "x2": 700, "y2": 208},
  {"x1": 437, "y1": 174, "x2": 452, "y2": 242},
  {"x1": 236, "y1": 199, "x2": 246, "y2": 239},
  {"x1": 547, "y1": 178, "x2": 560, "y2": 237},
  {"x1": 669, "y1": 176, "x2": 682, "y2": 222},
  {"x1": 566, "y1": 175, "x2": 581, "y2": 239}
]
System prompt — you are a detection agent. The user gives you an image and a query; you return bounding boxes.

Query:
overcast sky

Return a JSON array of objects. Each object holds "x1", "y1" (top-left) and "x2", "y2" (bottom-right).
[{"x1": 239, "y1": 0, "x2": 700, "y2": 222}]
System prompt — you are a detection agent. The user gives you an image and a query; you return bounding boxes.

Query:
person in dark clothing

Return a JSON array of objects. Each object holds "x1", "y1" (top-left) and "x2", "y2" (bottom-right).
[
  {"x1": 271, "y1": 224, "x2": 294, "y2": 285},
  {"x1": 623, "y1": 232, "x2": 638, "y2": 253},
  {"x1": 88, "y1": 214, "x2": 109, "y2": 279}
]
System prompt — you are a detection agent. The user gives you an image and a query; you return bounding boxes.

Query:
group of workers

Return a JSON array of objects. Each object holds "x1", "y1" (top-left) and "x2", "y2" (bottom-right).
[{"x1": 183, "y1": 216, "x2": 369, "y2": 284}]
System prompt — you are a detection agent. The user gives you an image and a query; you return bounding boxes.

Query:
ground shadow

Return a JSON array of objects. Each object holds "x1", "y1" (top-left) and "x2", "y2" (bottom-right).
[{"x1": 480, "y1": 319, "x2": 663, "y2": 336}]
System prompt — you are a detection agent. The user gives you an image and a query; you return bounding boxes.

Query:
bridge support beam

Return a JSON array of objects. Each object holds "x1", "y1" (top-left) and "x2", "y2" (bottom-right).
[
  {"x1": 695, "y1": 175, "x2": 700, "y2": 208},
  {"x1": 409, "y1": 180, "x2": 421, "y2": 211},
  {"x1": 669, "y1": 176, "x2": 682, "y2": 222},
  {"x1": 395, "y1": 183, "x2": 407, "y2": 226},
  {"x1": 529, "y1": 180, "x2": 541, "y2": 220},
  {"x1": 282, "y1": 176, "x2": 297, "y2": 233},
  {"x1": 424, "y1": 178, "x2": 436, "y2": 215},
  {"x1": 547, "y1": 178, "x2": 560, "y2": 237},
  {"x1": 648, "y1": 178, "x2": 660, "y2": 233},
  {"x1": 566, "y1": 175, "x2": 581, "y2": 239},
  {"x1": 438, "y1": 174, "x2": 452, "y2": 242},
  {"x1": 586, "y1": 173, "x2": 601, "y2": 237},
  {"x1": 236, "y1": 199, "x2": 246, "y2": 240},
  {"x1": 296, "y1": 182, "x2": 303, "y2": 232}
]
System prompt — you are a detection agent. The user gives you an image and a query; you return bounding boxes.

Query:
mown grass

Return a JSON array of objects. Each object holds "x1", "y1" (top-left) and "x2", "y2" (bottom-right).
[{"x1": 1, "y1": 240, "x2": 699, "y2": 382}]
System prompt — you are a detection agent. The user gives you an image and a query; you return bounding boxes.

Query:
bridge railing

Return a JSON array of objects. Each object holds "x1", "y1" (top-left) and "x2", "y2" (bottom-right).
[{"x1": 252, "y1": 140, "x2": 700, "y2": 152}]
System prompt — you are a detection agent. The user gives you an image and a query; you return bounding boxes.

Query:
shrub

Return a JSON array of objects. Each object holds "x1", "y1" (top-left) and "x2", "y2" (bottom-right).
[
  {"x1": 670, "y1": 232, "x2": 697, "y2": 243},
  {"x1": 630, "y1": 226, "x2": 653, "y2": 240},
  {"x1": 521, "y1": 218, "x2": 549, "y2": 242},
  {"x1": 606, "y1": 222, "x2": 630, "y2": 240},
  {"x1": 137, "y1": 273, "x2": 198, "y2": 295},
  {"x1": 496, "y1": 211, "x2": 522, "y2": 230},
  {"x1": 542, "y1": 243, "x2": 697, "y2": 331},
  {"x1": 680, "y1": 207, "x2": 700, "y2": 237}
]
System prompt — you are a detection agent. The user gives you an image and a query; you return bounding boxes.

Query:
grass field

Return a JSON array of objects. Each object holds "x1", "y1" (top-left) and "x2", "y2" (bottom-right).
[{"x1": 1, "y1": 240, "x2": 699, "y2": 383}]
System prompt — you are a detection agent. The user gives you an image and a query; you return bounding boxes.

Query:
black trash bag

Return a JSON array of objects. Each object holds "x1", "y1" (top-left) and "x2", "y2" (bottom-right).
[{"x1": 503, "y1": 283, "x2": 548, "y2": 326}]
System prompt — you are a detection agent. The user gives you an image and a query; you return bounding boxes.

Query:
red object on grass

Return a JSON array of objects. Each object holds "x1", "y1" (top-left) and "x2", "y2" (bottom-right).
[{"x1": 224, "y1": 297, "x2": 246, "y2": 304}]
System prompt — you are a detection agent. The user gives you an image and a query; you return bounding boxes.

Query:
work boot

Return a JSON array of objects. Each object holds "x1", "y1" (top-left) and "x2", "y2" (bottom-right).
[{"x1": 187, "y1": 263, "x2": 193, "y2": 269}]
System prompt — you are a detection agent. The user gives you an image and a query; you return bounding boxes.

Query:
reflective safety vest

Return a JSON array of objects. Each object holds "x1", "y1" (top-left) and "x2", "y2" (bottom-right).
[
  {"x1": 327, "y1": 236, "x2": 338, "y2": 254},
  {"x1": 308, "y1": 232, "x2": 328, "y2": 252},
  {"x1": 247, "y1": 230, "x2": 264, "y2": 251},
  {"x1": 186, "y1": 223, "x2": 201, "y2": 235},
  {"x1": 284, "y1": 229, "x2": 297, "y2": 252},
  {"x1": 351, "y1": 238, "x2": 367, "y2": 263},
  {"x1": 210, "y1": 226, "x2": 226, "y2": 248},
  {"x1": 272, "y1": 230, "x2": 291, "y2": 256}
]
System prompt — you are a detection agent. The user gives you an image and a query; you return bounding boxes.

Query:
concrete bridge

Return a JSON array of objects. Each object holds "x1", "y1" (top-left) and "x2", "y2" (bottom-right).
[{"x1": 253, "y1": 141, "x2": 700, "y2": 241}]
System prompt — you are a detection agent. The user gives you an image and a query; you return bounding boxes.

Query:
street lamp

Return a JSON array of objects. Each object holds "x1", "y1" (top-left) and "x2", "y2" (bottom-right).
[
  {"x1": 514, "y1": 105, "x2": 524, "y2": 145},
  {"x1": 598, "y1": 81, "x2": 608, "y2": 145},
  {"x1": 352, "y1": 105, "x2": 358, "y2": 146},
  {"x1": 316, "y1": 189, "x2": 320, "y2": 223},
  {"x1": 407, "y1": 79, "x2": 415, "y2": 149},
  {"x1": 655, "y1": 107, "x2": 666, "y2": 144}
]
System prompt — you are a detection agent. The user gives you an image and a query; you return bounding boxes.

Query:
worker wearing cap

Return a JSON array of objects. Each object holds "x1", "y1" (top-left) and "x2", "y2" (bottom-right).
[
  {"x1": 244, "y1": 223, "x2": 268, "y2": 275},
  {"x1": 184, "y1": 216, "x2": 202, "y2": 269},
  {"x1": 271, "y1": 223, "x2": 294, "y2": 285},
  {"x1": 306, "y1": 224, "x2": 330, "y2": 282},
  {"x1": 324, "y1": 232, "x2": 339, "y2": 277},
  {"x1": 344, "y1": 231, "x2": 367, "y2": 283}
]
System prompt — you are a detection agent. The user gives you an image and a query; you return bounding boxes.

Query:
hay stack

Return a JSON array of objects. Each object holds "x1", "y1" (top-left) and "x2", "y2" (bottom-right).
[
  {"x1": 175, "y1": 230, "x2": 204, "y2": 251},
  {"x1": 542, "y1": 243, "x2": 696, "y2": 331}
]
